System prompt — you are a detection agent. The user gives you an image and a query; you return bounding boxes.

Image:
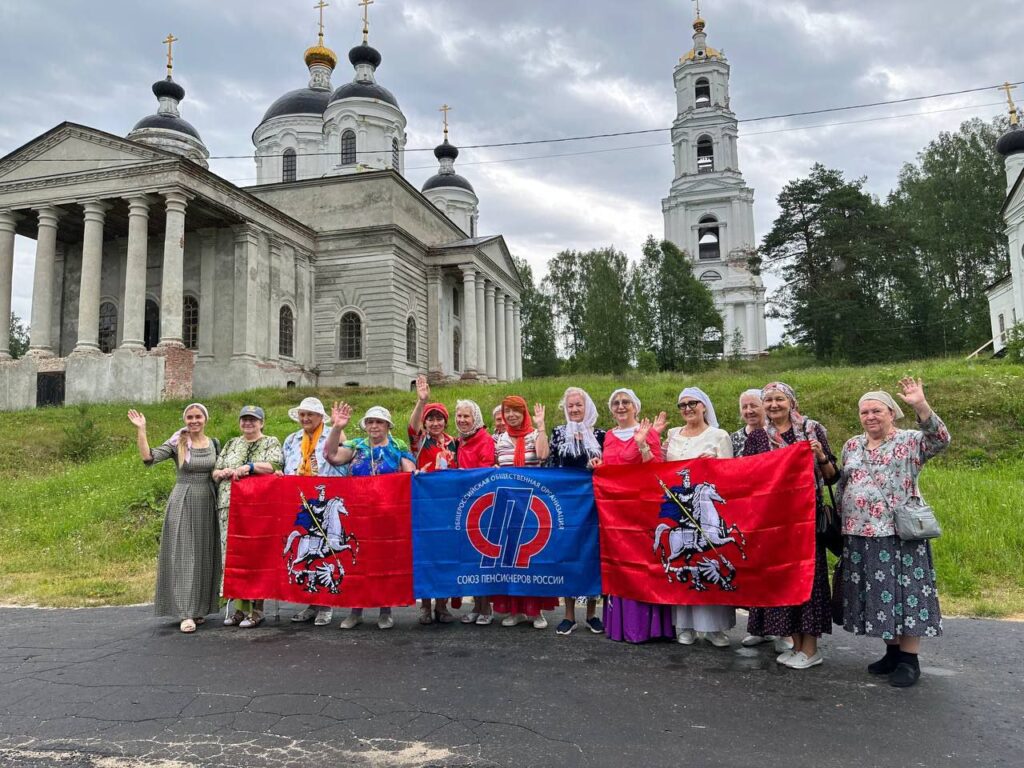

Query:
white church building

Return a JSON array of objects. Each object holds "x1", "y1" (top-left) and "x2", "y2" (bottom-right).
[
  {"x1": 0, "y1": 13, "x2": 524, "y2": 410},
  {"x1": 662, "y1": 12, "x2": 767, "y2": 355}
]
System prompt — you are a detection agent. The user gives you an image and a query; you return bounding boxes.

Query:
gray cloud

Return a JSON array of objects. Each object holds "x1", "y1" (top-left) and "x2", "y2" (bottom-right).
[{"x1": 2, "y1": 0, "x2": 1020, "y2": 345}]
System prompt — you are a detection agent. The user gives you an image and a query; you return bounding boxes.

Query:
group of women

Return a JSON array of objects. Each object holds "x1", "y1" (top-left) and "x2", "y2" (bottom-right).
[{"x1": 129, "y1": 374, "x2": 948, "y2": 688}]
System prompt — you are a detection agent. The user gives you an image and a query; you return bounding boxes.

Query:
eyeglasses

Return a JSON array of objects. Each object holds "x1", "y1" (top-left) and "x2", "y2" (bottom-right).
[
  {"x1": 677, "y1": 401, "x2": 702, "y2": 411},
  {"x1": 610, "y1": 399, "x2": 634, "y2": 408}
]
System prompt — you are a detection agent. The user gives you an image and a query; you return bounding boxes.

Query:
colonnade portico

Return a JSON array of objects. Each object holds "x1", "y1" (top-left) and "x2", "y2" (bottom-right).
[{"x1": 452, "y1": 263, "x2": 522, "y2": 383}]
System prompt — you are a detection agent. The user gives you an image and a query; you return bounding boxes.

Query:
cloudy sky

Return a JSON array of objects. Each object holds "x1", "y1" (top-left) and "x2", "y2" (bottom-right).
[{"x1": 1, "y1": 0, "x2": 1020, "y2": 343}]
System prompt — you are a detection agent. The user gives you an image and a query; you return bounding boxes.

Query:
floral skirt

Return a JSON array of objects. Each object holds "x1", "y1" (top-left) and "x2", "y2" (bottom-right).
[
  {"x1": 840, "y1": 535, "x2": 942, "y2": 639},
  {"x1": 747, "y1": 540, "x2": 832, "y2": 638}
]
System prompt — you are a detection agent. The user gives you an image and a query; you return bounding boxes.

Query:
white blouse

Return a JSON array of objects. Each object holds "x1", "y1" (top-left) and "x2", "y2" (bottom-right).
[{"x1": 663, "y1": 426, "x2": 734, "y2": 461}]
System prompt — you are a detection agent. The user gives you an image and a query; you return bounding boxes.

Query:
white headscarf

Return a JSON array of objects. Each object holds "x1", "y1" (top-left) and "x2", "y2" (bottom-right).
[
  {"x1": 559, "y1": 387, "x2": 602, "y2": 458},
  {"x1": 677, "y1": 387, "x2": 719, "y2": 429},
  {"x1": 455, "y1": 399, "x2": 485, "y2": 437},
  {"x1": 608, "y1": 387, "x2": 641, "y2": 415}
]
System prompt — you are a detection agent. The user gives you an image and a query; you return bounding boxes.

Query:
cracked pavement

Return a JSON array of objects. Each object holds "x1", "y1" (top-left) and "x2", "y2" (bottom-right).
[{"x1": 0, "y1": 605, "x2": 1020, "y2": 767}]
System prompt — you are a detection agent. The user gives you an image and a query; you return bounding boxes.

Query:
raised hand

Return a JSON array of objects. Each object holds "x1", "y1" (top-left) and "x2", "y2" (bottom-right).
[
  {"x1": 652, "y1": 411, "x2": 669, "y2": 435},
  {"x1": 533, "y1": 403, "x2": 546, "y2": 428},
  {"x1": 896, "y1": 376, "x2": 930, "y2": 417},
  {"x1": 634, "y1": 418, "x2": 653, "y2": 446},
  {"x1": 332, "y1": 401, "x2": 353, "y2": 429},
  {"x1": 127, "y1": 409, "x2": 146, "y2": 430},
  {"x1": 416, "y1": 374, "x2": 430, "y2": 403}
]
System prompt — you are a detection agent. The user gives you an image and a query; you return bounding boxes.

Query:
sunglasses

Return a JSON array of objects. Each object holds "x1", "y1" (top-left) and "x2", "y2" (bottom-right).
[{"x1": 677, "y1": 400, "x2": 702, "y2": 410}]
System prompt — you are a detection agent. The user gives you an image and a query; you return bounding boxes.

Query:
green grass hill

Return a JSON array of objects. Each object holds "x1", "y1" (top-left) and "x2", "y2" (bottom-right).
[{"x1": 1, "y1": 356, "x2": 1021, "y2": 617}]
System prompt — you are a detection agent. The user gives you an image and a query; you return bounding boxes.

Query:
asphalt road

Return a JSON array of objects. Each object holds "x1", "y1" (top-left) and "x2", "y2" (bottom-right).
[{"x1": 0, "y1": 604, "x2": 1020, "y2": 767}]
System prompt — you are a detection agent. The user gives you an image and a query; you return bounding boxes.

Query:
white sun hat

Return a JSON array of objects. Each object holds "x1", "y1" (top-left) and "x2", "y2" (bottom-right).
[
  {"x1": 288, "y1": 396, "x2": 328, "y2": 423},
  {"x1": 359, "y1": 405, "x2": 394, "y2": 429}
]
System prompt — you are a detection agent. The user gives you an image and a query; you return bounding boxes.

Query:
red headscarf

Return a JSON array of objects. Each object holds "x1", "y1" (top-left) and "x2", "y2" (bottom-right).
[{"x1": 501, "y1": 395, "x2": 533, "y2": 467}]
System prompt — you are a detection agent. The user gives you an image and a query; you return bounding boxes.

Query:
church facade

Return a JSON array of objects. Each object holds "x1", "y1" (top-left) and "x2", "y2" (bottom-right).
[
  {"x1": 662, "y1": 13, "x2": 767, "y2": 356},
  {"x1": 0, "y1": 18, "x2": 523, "y2": 411},
  {"x1": 986, "y1": 100, "x2": 1024, "y2": 354}
]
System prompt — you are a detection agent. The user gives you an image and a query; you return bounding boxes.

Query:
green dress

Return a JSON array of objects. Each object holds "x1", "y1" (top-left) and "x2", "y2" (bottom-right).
[{"x1": 147, "y1": 441, "x2": 220, "y2": 620}]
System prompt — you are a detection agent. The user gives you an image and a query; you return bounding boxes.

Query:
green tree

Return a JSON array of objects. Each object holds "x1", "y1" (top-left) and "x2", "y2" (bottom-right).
[
  {"x1": 579, "y1": 248, "x2": 634, "y2": 373},
  {"x1": 9, "y1": 312, "x2": 28, "y2": 358},
  {"x1": 540, "y1": 249, "x2": 591, "y2": 359},
  {"x1": 513, "y1": 256, "x2": 560, "y2": 377}
]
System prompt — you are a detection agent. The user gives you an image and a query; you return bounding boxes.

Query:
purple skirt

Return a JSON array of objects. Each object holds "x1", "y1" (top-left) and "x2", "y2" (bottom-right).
[{"x1": 604, "y1": 596, "x2": 674, "y2": 644}]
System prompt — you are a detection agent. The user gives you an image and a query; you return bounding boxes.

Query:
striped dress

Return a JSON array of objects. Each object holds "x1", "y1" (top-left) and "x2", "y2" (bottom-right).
[{"x1": 147, "y1": 442, "x2": 221, "y2": 620}]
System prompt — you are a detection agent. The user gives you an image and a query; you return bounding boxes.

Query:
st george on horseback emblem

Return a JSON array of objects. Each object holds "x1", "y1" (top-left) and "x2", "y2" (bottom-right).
[
  {"x1": 653, "y1": 469, "x2": 747, "y2": 592},
  {"x1": 282, "y1": 484, "x2": 359, "y2": 594}
]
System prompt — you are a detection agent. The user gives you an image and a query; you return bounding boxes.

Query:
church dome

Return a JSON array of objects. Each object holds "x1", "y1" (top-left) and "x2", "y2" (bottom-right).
[
  {"x1": 127, "y1": 73, "x2": 209, "y2": 168},
  {"x1": 329, "y1": 81, "x2": 399, "y2": 108},
  {"x1": 434, "y1": 140, "x2": 459, "y2": 161},
  {"x1": 131, "y1": 112, "x2": 203, "y2": 140},
  {"x1": 348, "y1": 43, "x2": 382, "y2": 68},
  {"x1": 422, "y1": 172, "x2": 474, "y2": 193},
  {"x1": 996, "y1": 126, "x2": 1024, "y2": 156},
  {"x1": 152, "y1": 77, "x2": 185, "y2": 102},
  {"x1": 261, "y1": 87, "x2": 332, "y2": 122},
  {"x1": 304, "y1": 43, "x2": 338, "y2": 70}
]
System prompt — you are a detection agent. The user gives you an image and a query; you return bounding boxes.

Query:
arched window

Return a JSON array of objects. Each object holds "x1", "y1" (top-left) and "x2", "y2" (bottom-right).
[
  {"x1": 392, "y1": 137, "x2": 400, "y2": 170},
  {"x1": 453, "y1": 328, "x2": 461, "y2": 372},
  {"x1": 282, "y1": 148, "x2": 297, "y2": 182},
  {"x1": 98, "y1": 301, "x2": 117, "y2": 353},
  {"x1": 279, "y1": 305, "x2": 294, "y2": 357},
  {"x1": 406, "y1": 315, "x2": 417, "y2": 364},
  {"x1": 698, "y1": 215, "x2": 721, "y2": 260},
  {"x1": 182, "y1": 295, "x2": 199, "y2": 350},
  {"x1": 339, "y1": 311, "x2": 362, "y2": 360},
  {"x1": 341, "y1": 130, "x2": 357, "y2": 165},
  {"x1": 144, "y1": 299, "x2": 159, "y2": 350},
  {"x1": 697, "y1": 135, "x2": 714, "y2": 174},
  {"x1": 699, "y1": 270, "x2": 722, "y2": 282},
  {"x1": 695, "y1": 77, "x2": 711, "y2": 108}
]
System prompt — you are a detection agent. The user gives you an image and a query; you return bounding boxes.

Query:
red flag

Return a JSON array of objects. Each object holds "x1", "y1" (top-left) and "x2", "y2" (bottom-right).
[
  {"x1": 224, "y1": 474, "x2": 414, "y2": 608},
  {"x1": 593, "y1": 442, "x2": 817, "y2": 607}
]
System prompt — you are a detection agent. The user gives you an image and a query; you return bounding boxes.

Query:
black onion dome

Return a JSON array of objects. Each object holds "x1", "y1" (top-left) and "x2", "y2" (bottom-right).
[
  {"x1": 348, "y1": 43, "x2": 382, "y2": 68},
  {"x1": 996, "y1": 126, "x2": 1024, "y2": 156},
  {"x1": 422, "y1": 172, "x2": 474, "y2": 193},
  {"x1": 434, "y1": 140, "x2": 459, "y2": 161},
  {"x1": 261, "y1": 87, "x2": 332, "y2": 123},
  {"x1": 152, "y1": 77, "x2": 185, "y2": 101},
  {"x1": 131, "y1": 113, "x2": 202, "y2": 140},
  {"x1": 329, "y1": 81, "x2": 399, "y2": 108}
]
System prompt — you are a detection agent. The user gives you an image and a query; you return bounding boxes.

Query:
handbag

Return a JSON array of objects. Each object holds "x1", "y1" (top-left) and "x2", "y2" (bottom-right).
[
  {"x1": 821, "y1": 485, "x2": 844, "y2": 557},
  {"x1": 894, "y1": 494, "x2": 942, "y2": 541}
]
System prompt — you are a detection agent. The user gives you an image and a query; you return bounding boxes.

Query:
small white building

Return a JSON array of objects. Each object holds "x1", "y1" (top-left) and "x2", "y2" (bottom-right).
[
  {"x1": 662, "y1": 11, "x2": 767, "y2": 356},
  {"x1": 988, "y1": 108, "x2": 1024, "y2": 353}
]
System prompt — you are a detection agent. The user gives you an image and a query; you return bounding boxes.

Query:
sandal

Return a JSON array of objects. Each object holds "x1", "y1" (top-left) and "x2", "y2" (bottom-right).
[
  {"x1": 418, "y1": 605, "x2": 434, "y2": 625},
  {"x1": 223, "y1": 610, "x2": 246, "y2": 627},
  {"x1": 179, "y1": 619, "x2": 197, "y2": 634},
  {"x1": 435, "y1": 607, "x2": 455, "y2": 624},
  {"x1": 239, "y1": 611, "x2": 264, "y2": 629}
]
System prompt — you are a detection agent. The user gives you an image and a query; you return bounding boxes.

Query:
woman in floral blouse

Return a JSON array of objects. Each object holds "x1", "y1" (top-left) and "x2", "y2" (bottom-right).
[{"x1": 837, "y1": 377, "x2": 950, "y2": 688}]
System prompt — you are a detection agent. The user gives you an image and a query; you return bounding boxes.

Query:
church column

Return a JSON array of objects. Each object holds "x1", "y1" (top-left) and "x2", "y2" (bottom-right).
[
  {"x1": 0, "y1": 210, "x2": 19, "y2": 359},
  {"x1": 426, "y1": 266, "x2": 442, "y2": 378},
  {"x1": 232, "y1": 225, "x2": 260, "y2": 360},
  {"x1": 158, "y1": 190, "x2": 190, "y2": 347},
  {"x1": 29, "y1": 206, "x2": 62, "y2": 356},
  {"x1": 120, "y1": 195, "x2": 151, "y2": 349},
  {"x1": 475, "y1": 273, "x2": 486, "y2": 381},
  {"x1": 494, "y1": 288, "x2": 507, "y2": 381},
  {"x1": 460, "y1": 265, "x2": 478, "y2": 378},
  {"x1": 484, "y1": 281, "x2": 497, "y2": 381},
  {"x1": 503, "y1": 295, "x2": 515, "y2": 382},
  {"x1": 746, "y1": 300, "x2": 757, "y2": 355},
  {"x1": 197, "y1": 228, "x2": 217, "y2": 360},
  {"x1": 512, "y1": 300, "x2": 523, "y2": 380},
  {"x1": 267, "y1": 238, "x2": 282, "y2": 363},
  {"x1": 74, "y1": 200, "x2": 111, "y2": 353}
]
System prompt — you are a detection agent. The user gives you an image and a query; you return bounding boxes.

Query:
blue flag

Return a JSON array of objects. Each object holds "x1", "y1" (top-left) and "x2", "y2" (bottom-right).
[{"x1": 412, "y1": 467, "x2": 601, "y2": 598}]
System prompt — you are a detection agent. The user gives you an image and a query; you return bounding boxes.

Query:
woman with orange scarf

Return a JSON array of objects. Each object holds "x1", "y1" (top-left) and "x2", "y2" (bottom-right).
[{"x1": 491, "y1": 396, "x2": 558, "y2": 629}]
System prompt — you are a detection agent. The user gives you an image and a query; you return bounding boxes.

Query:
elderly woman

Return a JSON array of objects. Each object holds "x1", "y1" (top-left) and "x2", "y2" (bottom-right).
[
  {"x1": 492, "y1": 404, "x2": 506, "y2": 438},
  {"x1": 662, "y1": 387, "x2": 735, "y2": 647},
  {"x1": 742, "y1": 382, "x2": 837, "y2": 669},
  {"x1": 730, "y1": 389, "x2": 764, "y2": 458},
  {"x1": 599, "y1": 388, "x2": 673, "y2": 644},
  {"x1": 324, "y1": 403, "x2": 415, "y2": 630},
  {"x1": 281, "y1": 396, "x2": 349, "y2": 628},
  {"x1": 838, "y1": 378, "x2": 950, "y2": 688},
  {"x1": 212, "y1": 405, "x2": 282, "y2": 628},
  {"x1": 127, "y1": 404, "x2": 220, "y2": 634},
  {"x1": 547, "y1": 387, "x2": 605, "y2": 636},
  {"x1": 491, "y1": 396, "x2": 558, "y2": 629},
  {"x1": 408, "y1": 375, "x2": 459, "y2": 623},
  {"x1": 454, "y1": 398, "x2": 496, "y2": 625}
]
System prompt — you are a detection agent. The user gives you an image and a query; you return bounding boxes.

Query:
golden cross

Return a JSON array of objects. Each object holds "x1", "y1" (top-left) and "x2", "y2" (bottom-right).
[
  {"x1": 439, "y1": 103, "x2": 451, "y2": 139},
  {"x1": 315, "y1": 0, "x2": 329, "y2": 42},
  {"x1": 1000, "y1": 81, "x2": 1019, "y2": 126},
  {"x1": 358, "y1": 0, "x2": 374, "y2": 43},
  {"x1": 163, "y1": 33, "x2": 178, "y2": 77},
  {"x1": 692, "y1": 0, "x2": 702, "y2": 19}
]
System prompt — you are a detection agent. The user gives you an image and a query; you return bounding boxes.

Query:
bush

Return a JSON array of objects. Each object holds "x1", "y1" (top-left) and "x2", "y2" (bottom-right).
[
  {"x1": 1003, "y1": 323, "x2": 1024, "y2": 362},
  {"x1": 635, "y1": 349, "x2": 659, "y2": 373},
  {"x1": 59, "y1": 404, "x2": 105, "y2": 463}
]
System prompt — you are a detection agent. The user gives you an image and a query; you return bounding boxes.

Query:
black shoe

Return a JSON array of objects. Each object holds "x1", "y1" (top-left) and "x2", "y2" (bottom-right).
[
  {"x1": 867, "y1": 653, "x2": 900, "y2": 675},
  {"x1": 888, "y1": 662, "x2": 921, "y2": 688}
]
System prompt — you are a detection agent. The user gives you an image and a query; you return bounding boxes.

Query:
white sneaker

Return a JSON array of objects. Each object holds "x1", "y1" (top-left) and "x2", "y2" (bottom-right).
[
  {"x1": 291, "y1": 606, "x2": 317, "y2": 623},
  {"x1": 773, "y1": 636, "x2": 795, "y2": 653},
  {"x1": 776, "y1": 649, "x2": 797, "y2": 664},
  {"x1": 784, "y1": 651, "x2": 823, "y2": 669},
  {"x1": 314, "y1": 608, "x2": 334, "y2": 626},
  {"x1": 501, "y1": 613, "x2": 525, "y2": 627},
  {"x1": 532, "y1": 615, "x2": 548, "y2": 630},
  {"x1": 461, "y1": 612, "x2": 480, "y2": 624},
  {"x1": 338, "y1": 614, "x2": 363, "y2": 630},
  {"x1": 475, "y1": 613, "x2": 494, "y2": 626},
  {"x1": 741, "y1": 634, "x2": 766, "y2": 647},
  {"x1": 705, "y1": 631, "x2": 731, "y2": 648},
  {"x1": 677, "y1": 629, "x2": 697, "y2": 645},
  {"x1": 377, "y1": 613, "x2": 394, "y2": 630}
]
